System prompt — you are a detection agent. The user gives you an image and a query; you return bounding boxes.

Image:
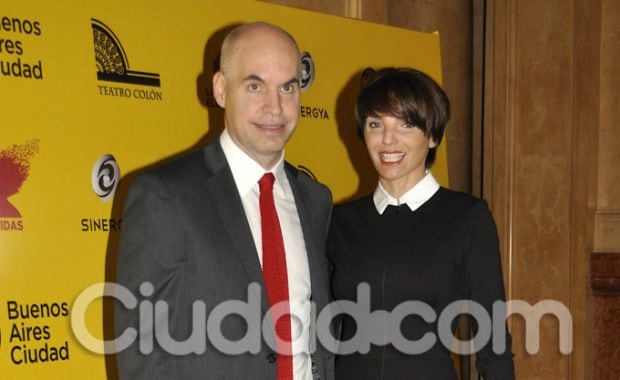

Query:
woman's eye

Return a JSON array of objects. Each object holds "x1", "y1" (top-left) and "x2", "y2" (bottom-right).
[{"x1": 368, "y1": 121, "x2": 381, "y2": 128}]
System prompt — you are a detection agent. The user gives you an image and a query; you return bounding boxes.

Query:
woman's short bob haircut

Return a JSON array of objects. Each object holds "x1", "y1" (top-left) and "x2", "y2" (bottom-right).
[{"x1": 356, "y1": 67, "x2": 451, "y2": 169}]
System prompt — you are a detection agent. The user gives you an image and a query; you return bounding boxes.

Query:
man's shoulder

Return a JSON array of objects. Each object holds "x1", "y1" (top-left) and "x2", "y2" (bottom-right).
[
  {"x1": 284, "y1": 162, "x2": 331, "y2": 198},
  {"x1": 149, "y1": 149, "x2": 205, "y2": 177},
  {"x1": 137, "y1": 142, "x2": 222, "y2": 183},
  {"x1": 127, "y1": 149, "x2": 210, "y2": 196}
]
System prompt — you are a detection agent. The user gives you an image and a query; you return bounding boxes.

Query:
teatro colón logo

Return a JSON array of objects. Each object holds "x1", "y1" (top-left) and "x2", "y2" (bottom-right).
[
  {"x1": 92, "y1": 18, "x2": 163, "y2": 101},
  {"x1": 0, "y1": 140, "x2": 39, "y2": 231},
  {"x1": 92, "y1": 18, "x2": 159, "y2": 86}
]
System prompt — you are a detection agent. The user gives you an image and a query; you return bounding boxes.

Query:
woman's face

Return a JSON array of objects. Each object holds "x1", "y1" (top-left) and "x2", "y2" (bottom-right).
[{"x1": 363, "y1": 113, "x2": 436, "y2": 196}]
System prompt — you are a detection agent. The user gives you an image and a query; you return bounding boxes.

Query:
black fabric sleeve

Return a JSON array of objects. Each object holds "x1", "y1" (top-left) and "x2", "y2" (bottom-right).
[
  {"x1": 465, "y1": 200, "x2": 515, "y2": 379},
  {"x1": 114, "y1": 172, "x2": 187, "y2": 379}
]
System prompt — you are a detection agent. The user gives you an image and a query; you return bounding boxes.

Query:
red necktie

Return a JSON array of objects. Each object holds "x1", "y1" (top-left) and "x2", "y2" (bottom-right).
[{"x1": 259, "y1": 173, "x2": 293, "y2": 380}]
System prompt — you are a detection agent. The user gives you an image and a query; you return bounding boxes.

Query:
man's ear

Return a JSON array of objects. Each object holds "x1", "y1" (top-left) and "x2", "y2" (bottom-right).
[
  {"x1": 212, "y1": 71, "x2": 226, "y2": 108},
  {"x1": 428, "y1": 138, "x2": 437, "y2": 149}
]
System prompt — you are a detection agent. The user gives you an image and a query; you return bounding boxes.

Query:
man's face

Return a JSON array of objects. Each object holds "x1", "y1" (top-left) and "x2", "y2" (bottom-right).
[{"x1": 213, "y1": 30, "x2": 300, "y2": 169}]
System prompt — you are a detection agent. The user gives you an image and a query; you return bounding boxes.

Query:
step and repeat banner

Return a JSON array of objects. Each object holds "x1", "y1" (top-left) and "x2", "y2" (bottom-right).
[{"x1": 1, "y1": 0, "x2": 447, "y2": 378}]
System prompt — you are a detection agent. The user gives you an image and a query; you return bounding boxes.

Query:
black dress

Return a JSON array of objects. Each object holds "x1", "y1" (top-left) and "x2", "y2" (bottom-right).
[{"x1": 327, "y1": 188, "x2": 515, "y2": 379}]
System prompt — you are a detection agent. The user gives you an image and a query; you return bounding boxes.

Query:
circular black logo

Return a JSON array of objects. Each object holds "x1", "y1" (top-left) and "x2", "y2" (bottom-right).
[
  {"x1": 92, "y1": 154, "x2": 120, "y2": 202},
  {"x1": 300, "y1": 51, "x2": 315, "y2": 92}
]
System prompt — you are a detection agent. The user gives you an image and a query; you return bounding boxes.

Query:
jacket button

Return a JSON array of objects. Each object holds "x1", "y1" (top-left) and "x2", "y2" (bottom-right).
[{"x1": 266, "y1": 353, "x2": 276, "y2": 363}]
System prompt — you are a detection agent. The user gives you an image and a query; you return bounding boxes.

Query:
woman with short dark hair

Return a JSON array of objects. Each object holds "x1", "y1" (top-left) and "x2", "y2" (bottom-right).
[{"x1": 327, "y1": 67, "x2": 515, "y2": 379}]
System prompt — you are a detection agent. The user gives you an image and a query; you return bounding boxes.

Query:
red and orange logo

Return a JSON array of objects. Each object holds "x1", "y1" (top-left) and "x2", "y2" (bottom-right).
[{"x1": 0, "y1": 140, "x2": 39, "y2": 218}]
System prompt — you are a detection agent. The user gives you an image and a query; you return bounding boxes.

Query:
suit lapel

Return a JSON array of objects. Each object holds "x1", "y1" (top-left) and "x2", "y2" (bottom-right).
[
  {"x1": 203, "y1": 142, "x2": 272, "y2": 314},
  {"x1": 285, "y1": 165, "x2": 324, "y2": 304},
  {"x1": 286, "y1": 166, "x2": 331, "y2": 378}
]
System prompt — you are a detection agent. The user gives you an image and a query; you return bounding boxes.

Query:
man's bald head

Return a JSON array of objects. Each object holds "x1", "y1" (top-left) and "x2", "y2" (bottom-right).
[{"x1": 219, "y1": 22, "x2": 300, "y2": 76}]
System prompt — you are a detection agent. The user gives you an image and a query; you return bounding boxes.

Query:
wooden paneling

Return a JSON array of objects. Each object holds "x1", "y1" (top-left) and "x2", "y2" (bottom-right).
[
  {"x1": 570, "y1": 0, "x2": 602, "y2": 378},
  {"x1": 483, "y1": 0, "x2": 604, "y2": 378},
  {"x1": 595, "y1": 0, "x2": 620, "y2": 255}
]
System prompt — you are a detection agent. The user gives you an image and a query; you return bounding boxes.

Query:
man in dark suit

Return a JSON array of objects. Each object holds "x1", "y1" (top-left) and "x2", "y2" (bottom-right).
[{"x1": 115, "y1": 22, "x2": 333, "y2": 380}]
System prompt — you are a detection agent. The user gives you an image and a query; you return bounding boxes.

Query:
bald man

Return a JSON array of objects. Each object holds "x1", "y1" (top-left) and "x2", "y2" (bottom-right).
[{"x1": 115, "y1": 22, "x2": 334, "y2": 380}]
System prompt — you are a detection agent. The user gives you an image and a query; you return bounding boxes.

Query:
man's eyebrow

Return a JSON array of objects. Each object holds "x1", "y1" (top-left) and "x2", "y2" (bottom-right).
[
  {"x1": 282, "y1": 77, "x2": 300, "y2": 87},
  {"x1": 241, "y1": 75, "x2": 299, "y2": 87},
  {"x1": 242, "y1": 74, "x2": 264, "y2": 82}
]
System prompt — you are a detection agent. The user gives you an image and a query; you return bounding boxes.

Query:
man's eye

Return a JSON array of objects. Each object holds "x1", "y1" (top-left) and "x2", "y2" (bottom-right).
[
  {"x1": 403, "y1": 122, "x2": 415, "y2": 129},
  {"x1": 281, "y1": 83, "x2": 296, "y2": 93},
  {"x1": 368, "y1": 121, "x2": 381, "y2": 128},
  {"x1": 248, "y1": 83, "x2": 260, "y2": 91}
]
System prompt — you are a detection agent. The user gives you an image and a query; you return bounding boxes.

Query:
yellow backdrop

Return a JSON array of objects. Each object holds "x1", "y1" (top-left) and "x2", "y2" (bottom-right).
[{"x1": 0, "y1": 0, "x2": 447, "y2": 378}]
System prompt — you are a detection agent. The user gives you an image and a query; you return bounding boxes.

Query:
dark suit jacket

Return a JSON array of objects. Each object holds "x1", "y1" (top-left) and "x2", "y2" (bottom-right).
[{"x1": 114, "y1": 140, "x2": 334, "y2": 379}]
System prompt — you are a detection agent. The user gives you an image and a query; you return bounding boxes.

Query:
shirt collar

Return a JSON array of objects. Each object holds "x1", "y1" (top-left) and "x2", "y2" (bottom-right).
[
  {"x1": 219, "y1": 129, "x2": 287, "y2": 198},
  {"x1": 372, "y1": 171, "x2": 440, "y2": 215}
]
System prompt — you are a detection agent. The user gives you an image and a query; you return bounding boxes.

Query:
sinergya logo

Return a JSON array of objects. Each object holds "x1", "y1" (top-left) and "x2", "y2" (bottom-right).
[
  {"x1": 91, "y1": 154, "x2": 120, "y2": 202},
  {"x1": 300, "y1": 51, "x2": 315, "y2": 92},
  {"x1": 92, "y1": 18, "x2": 160, "y2": 87},
  {"x1": 0, "y1": 140, "x2": 39, "y2": 218}
]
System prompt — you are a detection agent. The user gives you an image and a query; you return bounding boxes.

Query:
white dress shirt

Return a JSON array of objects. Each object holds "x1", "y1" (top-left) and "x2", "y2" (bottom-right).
[
  {"x1": 372, "y1": 171, "x2": 440, "y2": 214},
  {"x1": 220, "y1": 130, "x2": 312, "y2": 380}
]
